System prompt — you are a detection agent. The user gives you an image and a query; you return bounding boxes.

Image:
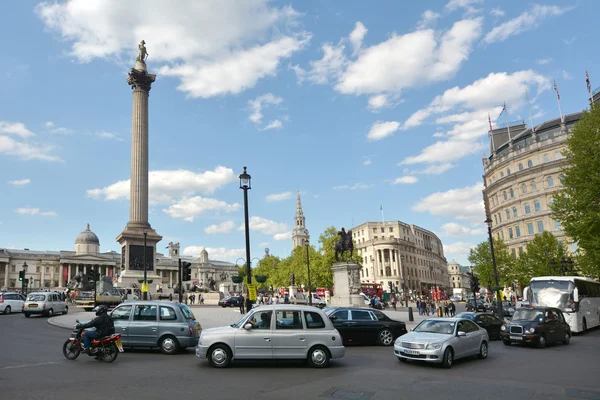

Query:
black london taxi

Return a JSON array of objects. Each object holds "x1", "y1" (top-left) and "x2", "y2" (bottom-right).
[{"x1": 500, "y1": 306, "x2": 571, "y2": 348}]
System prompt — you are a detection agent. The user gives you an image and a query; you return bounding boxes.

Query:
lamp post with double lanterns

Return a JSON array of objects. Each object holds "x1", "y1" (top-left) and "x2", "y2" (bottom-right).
[
  {"x1": 21, "y1": 261, "x2": 28, "y2": 295},
  {"x1": 305, "y1": 240, "x2": 312, "y2": 306},
  {"x1": 485, "y1": 217, "x2": 504, "y2": 320},
  {"x1": 549, "y1": 257, "x2": 574, "y2": 276},
  {"x1": 143, "y1": 231, "x2": 148, "y2": 300},
  {"x1": 239, "y1": 166, "x2": 253, "y2": 313}
]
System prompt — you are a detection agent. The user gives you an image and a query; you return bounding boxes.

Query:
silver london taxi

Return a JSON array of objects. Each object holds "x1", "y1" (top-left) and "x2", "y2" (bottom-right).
[
  {"x1": 23, "y1": 292, "x2": 68, "y2": 317},
  {"x1": 196, "y1": 305, "x2": 344, "y2": 368}
]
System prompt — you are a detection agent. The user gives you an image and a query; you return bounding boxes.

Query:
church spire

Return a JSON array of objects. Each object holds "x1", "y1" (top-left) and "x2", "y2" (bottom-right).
[
  {"x1": 295, "y1": 190, "x2": 304, "y2": 217},
  {"x1": 292, "y1": 190, "x2": 310, "y2": 249}
]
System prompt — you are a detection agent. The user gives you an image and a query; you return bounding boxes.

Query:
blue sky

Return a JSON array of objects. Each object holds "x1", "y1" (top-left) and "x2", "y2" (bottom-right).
[{"x1": 0, "y1": 0, "x2": 596, "y2": 265}]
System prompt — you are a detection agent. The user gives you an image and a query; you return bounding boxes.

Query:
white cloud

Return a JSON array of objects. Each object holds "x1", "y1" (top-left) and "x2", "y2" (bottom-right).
[
  {"x1": 36, "y1": 0, "x2": 308, "y2": 99},
  {"x1": 446, "y1": 0, "x2": 483, "y2": 11},
  {"x1": 0, "y1": 122, "x2": 34, "y2": 138},
  {"x1": 412, "y1": 182, "x2": 485, "y2": 224},
  {"x1": 204, "y1": 220, "x2": 236, "y2": 234},
  {"x1": 44, "y1": 121, "x2": 54, "y2": 128},
  {"x1": 87, "y1": 166, "x2": 236, "y2": 203},
  {"x1": 96, "y1": 131, "x2": 123, "y2": 141},
  {"x1": 563, "y1": 36, "x2": 576, "y2": 45},
  {"x1": 9, "y1": 179, "x2": 31, "y2": 186},
  {"x1": 349, "y1": 22, "x2": 367, "y2": 55},
  {"x1": 183, "y1": 246, "x2": 245, "y2": 261},
  {"x1": 248, "y1": 93, "x2": 283, "y2": 124},
  {"x1": 274, "y1": 232, "x2": 293, "y2": 241},
  {"x1": 15, "y1": 207, "x2": 57, "y2": 216},
  {"x1": 367, "y1": 121, "x2": 399, "y2": 141},
  {"x1": 441, "y1": 222, "x2": 486, "y2": 237},
  {"x1": 417, "y1": 10, "x2": 441, "y2": 29},
  {"x1": 536, "y1": 58, "x2": 552, "y2": 65},
  {"x1": 562, "y1": 70, "x2": 573, "y2": 80},
  {"x1": 259, "y1": 242, "x2": 270, "y2": 247},
  {"x1": 332, "y1": 183, "x2": 372, "y2": 190},
  {"x1": 367, "y1": 94, "x2": 390, "y2": 111},
  {"x1": 420, "y1": 163, "x2": 455, "y2": 175},
  {"x1": 0, "y1": 134, "x2": 63, "y2": 162},
  {"x1": 393, "y1": 176, "x2": 418, "y2": 184},
  {"x1": 238, "y1": 216, "x2": 290, "y2": 240},
  {"x1": 402, "y1": 139, "x2": 486, "y2": 165},
  {"x1": 163, "y1": 196, "x2": 240, "y2": 222},
  {"x1": 363, "y1": 159, "x2": 372, "y2": 166},
  {"x1": 443, "y1": 241, "x2": 477, "y2": 261},
  {"x1": 490, "y1": 8, "x2": 505, "y2": 17},
  {"x1": 265, "y1": 191, "x2": 293, "y2": 202},
  {"x1": 291, "y1": 41, "x2": 347, "y2": 85},
  {"x1": 484, "y1": 5, "x2": 571, "y2": 44},
  {"x1": 262, "y1": 120, "x2": 283, "y2": 130}
]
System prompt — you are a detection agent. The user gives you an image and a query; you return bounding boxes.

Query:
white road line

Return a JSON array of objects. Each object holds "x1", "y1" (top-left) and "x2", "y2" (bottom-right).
[{"x1": 1, "y1": 361, "x2": 59, "y2": 370}]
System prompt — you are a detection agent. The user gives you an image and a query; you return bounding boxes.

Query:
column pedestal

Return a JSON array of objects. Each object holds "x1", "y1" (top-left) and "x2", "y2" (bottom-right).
[{"x1": 329, "y1": 262, "x2": 364, "y2": 307}]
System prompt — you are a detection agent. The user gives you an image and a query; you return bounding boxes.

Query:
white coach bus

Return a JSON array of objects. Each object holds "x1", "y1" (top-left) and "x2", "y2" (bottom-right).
[{"x1": 523, "y1": 276, "x2": 600, "y2": 333}]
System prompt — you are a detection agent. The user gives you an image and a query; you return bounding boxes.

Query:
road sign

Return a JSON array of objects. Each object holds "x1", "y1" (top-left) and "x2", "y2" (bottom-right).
[
  {"x1": 490, "y1": 286, "x2": 503, "y2": 291},
  {"x1": 247, "y1": 283, "x2": 257, "y2": 301}
]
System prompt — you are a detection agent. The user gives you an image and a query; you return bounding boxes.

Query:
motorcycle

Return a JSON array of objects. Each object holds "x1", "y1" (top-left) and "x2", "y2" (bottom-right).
[{"x1": 62, "y1": 319, "x2": 124, "y2": 363}]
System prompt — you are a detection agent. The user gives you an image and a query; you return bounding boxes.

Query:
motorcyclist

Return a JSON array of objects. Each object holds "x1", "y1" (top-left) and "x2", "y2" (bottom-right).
[{"x1": 77, "y1": 305, "x2": 115, "y2": 353}]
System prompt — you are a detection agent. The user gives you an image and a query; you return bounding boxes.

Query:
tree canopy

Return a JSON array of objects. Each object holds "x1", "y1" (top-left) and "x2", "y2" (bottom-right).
[
  {"x1": 468, "y1": 238, "x2": 514, "y2": 288},
  {"x1": 513, "y1": 232, "x2": 568, "y2": 285},
  {"x1": 551, "y1": 105, "x2": 600, "y2": 279}
]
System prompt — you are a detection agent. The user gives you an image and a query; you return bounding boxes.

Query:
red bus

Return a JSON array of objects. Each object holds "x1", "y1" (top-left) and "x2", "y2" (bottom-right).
[{"x1": 361, "y1": 282, "x2": 383, "y2": 298}]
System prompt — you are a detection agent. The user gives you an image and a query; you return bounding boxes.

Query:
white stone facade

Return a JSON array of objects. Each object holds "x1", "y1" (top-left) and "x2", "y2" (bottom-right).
[
  {"x1": 351, "y1": 221, "x2": 449, "y2": 295},
  {"x1": 447, "y1": 260, "x2": 471, "y2": 291},
  {"x1": 291, "y1": 191, "x2": 310, "y2": 249}
]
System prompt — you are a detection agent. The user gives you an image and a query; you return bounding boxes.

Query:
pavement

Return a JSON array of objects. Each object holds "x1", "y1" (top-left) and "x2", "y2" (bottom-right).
[
  {"x1": 2, "y1": 309, "x2": 600, "y2": 400},
  {"x1": 47, "y1": 303, "x2": 433, "y2": 330}
]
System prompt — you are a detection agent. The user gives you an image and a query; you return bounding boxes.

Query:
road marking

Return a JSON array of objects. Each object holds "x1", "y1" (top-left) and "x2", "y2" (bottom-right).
[{"x1": 1, "y1": 361, "x2": 59, "y2": 370}]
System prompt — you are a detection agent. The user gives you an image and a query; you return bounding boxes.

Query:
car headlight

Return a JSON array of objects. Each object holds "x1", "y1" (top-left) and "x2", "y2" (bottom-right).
[
  {"x1": 426, "y1": 343, "x2": 442, "y2": 350},
  {"x1": 527, "y1": 328, "x2": 535, "y2": 334},
  {"x1": 501, "y1": 325, "x2": 506, "y2": 331}
]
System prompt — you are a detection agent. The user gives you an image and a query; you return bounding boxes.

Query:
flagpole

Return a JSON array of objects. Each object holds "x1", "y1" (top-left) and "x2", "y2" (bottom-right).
[
  {"x1": 554, "y1": 80, "x2": 564, "y2": 122},
  {"x1": 380, "y1": 205, "x2": 385, "y2": 225},
  {"x1": 505, "y1": 102, "x2": 512, "y2": 141},
  {"x1": 488, "y1": 113, "x2": 495, "y2": 152},
  {"x1": 526, "y1": 89, "x2": 535, "y2": 132},
  {"x1": 587, "y1": 71, "x2": 594, "y2": 109}
]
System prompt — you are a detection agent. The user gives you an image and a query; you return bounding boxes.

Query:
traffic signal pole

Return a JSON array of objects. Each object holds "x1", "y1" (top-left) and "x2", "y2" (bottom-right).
[{"x1": 178, "y1": 258, "x2": 183, "y2": 303}]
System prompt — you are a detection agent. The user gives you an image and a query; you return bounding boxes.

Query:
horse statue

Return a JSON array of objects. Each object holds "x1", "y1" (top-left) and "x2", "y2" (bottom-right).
[{"x1": 334, "y1": 228, "x2": 354, "y2": 262}]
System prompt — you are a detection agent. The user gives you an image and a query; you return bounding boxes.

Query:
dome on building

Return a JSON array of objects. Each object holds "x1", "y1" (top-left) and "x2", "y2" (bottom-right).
[
  {"x1": 200, "y1": 249, "x2": 209, "y2": 263},
  {"x1": 75, "y1": 223, "x2": 100, "y2": 245}
]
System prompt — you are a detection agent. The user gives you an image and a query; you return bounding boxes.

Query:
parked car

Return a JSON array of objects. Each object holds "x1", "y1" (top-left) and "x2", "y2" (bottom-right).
[
  {"x1": 488, "y1": 301, "x2": 516, "y2": 317},
  {"x1": 218, "y1": 296, "x2": 243, "y2": 308},
  {"x1": 0, "y1": 292, "x2": 26, "y2": 314},
  {"x1": 23, "y1": 292, "x2": 68, "y2": 317},
  {"x1": 394, "y1": 318, "x2": 489, "y2": 368},
  {"x1": 500, "y1": 307, "x2": 571, "y2": 348},
  {"x1": 324, "y1": 307, "x2": 407, "y2": 346},
  {"x1": 108, "y1": 301, "x2": 201, "y2": 354},
  {"x1": 196, "y1": 305, "x2": 345, "y2": 368},
  {"x1": 454, "y1": 312, "x2": 504, "y2": 340}
]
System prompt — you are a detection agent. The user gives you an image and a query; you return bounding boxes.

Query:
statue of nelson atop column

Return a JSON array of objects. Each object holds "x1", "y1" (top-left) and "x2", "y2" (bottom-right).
[{"x1": 137, "y1": 40, "x2": 149, "y2": 63}]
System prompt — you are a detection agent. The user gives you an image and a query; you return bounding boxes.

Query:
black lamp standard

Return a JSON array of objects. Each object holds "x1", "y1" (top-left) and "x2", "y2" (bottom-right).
[
  {"x1": 22, "y1": 261, "x2": 28, "y2": 295},
  {"x1": 240, "y1": 166, "x2": 253, "y2": 313},
  {"x1": 305, "y1": 240, "x2": 312, "y2": 306},
  {"x1": 561, "y1": 257, "x2": 574, "y2": 276},
  {"x1": 401, "y1": 255, "x2": 408, "y2": 307},
  {"x1": 485, "y1": 218, "x2": 504, "y2": 319},
  {"x1": 143, "y1": 231, "x2": 148, "y2": 300}
]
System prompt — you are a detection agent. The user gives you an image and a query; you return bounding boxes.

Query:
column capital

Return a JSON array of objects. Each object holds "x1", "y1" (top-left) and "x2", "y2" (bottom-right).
[{"x1": 127, "y1": 68, "x2": 156, "y2": 92}]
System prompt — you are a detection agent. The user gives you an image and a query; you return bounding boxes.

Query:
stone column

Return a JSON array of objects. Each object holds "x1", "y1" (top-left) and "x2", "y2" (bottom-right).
[
  {"x1": 67, "y1": 264, "x2": 72, "y2": 283},
  {"x1": 41, "y1": 264, "x2": 45, "y2": 288},
  {"x1": 3, "y1": 263, "x2": 8, "y2": 288}
]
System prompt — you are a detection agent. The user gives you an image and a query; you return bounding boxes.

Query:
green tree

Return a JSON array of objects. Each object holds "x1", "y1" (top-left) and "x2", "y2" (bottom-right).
[
  {"x1": 468, "y1": 238, "x2": 514, "y2": 289},
  {"x1": 551, "y1": 106, "x2": 600, "y2": 278},
  {"x1": 319, "y1": 226, "x2": 362, "y2": 272},
  {"x1": 514, "y1": 232, "x2": 568, "y2": 284}
]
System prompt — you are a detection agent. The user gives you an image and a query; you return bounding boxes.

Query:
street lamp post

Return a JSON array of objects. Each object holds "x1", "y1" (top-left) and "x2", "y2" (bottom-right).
[
  {"x1": 22, "y1": 261, "x2": 28, "y2": 295},
  {"x1": 485, "y1": 218, "x2": 504, "y2": 320},
  {"x1": 240, "y1": 166, "x2": 253, "y2": 313},
  {"x1": 561, "y1": 257, "x2": 574, "y2": 276},
  {"x1": 305, "y1": 241, "x2": 312, "y2": 306},
  {"x1": 401, "y1": 255, "x2": 408, "y2": 307},
  {"x1": 143, "y1": 231, "x2": 148, "y2": 300}
]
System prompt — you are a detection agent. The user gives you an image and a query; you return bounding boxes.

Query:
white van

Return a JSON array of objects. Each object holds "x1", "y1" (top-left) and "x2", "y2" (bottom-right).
[{"x1": 294, "y1": 292, "x2": 326, "y2": 308}]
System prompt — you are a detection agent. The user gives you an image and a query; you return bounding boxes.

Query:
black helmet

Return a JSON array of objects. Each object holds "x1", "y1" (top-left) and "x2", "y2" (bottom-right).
[{"x1": 94, "y1": 305, "x2": 108, "y2": 316}]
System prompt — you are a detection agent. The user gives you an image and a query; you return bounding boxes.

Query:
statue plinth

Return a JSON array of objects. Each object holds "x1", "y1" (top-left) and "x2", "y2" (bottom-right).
[{"x1": 329, "y1": 262, "x2": 364, "y2": 307}]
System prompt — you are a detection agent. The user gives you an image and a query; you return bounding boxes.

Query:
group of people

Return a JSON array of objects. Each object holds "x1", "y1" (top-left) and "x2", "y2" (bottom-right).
[{"x1": 416, "y1": 298, "x2": 456, "y2": 317}]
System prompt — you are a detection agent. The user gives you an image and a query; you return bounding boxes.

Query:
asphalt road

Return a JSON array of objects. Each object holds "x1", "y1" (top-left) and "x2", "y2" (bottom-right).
[{"x1": 1, "y1": 309, "x2": 600, "y2": 400}]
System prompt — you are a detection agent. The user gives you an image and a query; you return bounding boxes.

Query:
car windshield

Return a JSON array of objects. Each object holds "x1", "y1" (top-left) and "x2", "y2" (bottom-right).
[
  {"x1": 512, "y1": 309, "x2": 544, "y2": 321},
  {"x1": 413, "y1": 320, "x2": 456, "y2": 335},
  {"x1": 323, "y1": 307, "x2": 337, "y2": 315},
  {"x1": 530, "y1": 280, "x2": 574, "y2": 311},
  {"x1": 178, "y1": 304, "x2": 195, "y2": 320},
  {"x1": 231, "y1": 313, "x2": 252, "y2": 328},
  {"x1": 454, "y1": 313, "x2": 475, "y2": 320},
  {"x1": 27, "y1": 294, "x2": 46, "y2": 301}
]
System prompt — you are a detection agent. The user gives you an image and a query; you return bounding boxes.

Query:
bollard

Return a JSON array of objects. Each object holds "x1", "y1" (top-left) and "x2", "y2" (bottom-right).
[{"x1": 408, "y1": 306, "x2": 414, "y2": 322}]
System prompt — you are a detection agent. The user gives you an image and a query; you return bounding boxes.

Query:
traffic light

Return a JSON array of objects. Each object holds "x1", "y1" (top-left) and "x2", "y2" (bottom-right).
[
  {"x1": 19, "y1": 271, "x2": 24, "y2": 281},
  {"x1": 182, "y1": 262, "x2": 192, "y2": 281},
  {"x1": 470, "y1": 275, "x2": 480, "y2": 293}
]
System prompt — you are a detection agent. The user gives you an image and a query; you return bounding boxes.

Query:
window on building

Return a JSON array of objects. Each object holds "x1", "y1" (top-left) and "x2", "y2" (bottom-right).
[
  {"x1": 511, "y1": 248, "x2": 517, "y2": 259},
  {"x1": 389, "y1": 227, "x2": 393, "y2": 232},
  {"x1": 374, "y1": 236, "x2": 378, "y2": 240},
  {"x1": 559, "y1": 174, "x2": 565, "y2": 185},
  {"x1": 507, "y1": 168, "x2": 511, "y2": 175},
  {"x1": 508, "y1": 227, "x2": 513, "y2": 239},
  {"x1": 503, "y1": 191, "x2": 507, "y2": 200},
  {"x1": 518, "y1": 163, "x2": 524, "y2": 171},
  {"x1": 537, "y1": 221, "x2": 544, "y2": 233},
  {"x1": 381, "y1": 227, "x2": 384, "y2": 233},
  {"x1": 518, "y1": 247, "x2": 524, "y2": 255},
  {"x1": 500, "y1": 171, "x2": 505, "y2": 178},
  {"x1": 555, "y1": 151, "x2": 562, "y2": 159},
  {"x1": 498, "y1": 213, "x2": 502, "y2": 222},
  {"x1": 547, "y1": 176, "x2": 554, "y2": 187},
  {"x1": 527, "y1": 222, "x2": 534, "y2": 235},
  {"x1": 515, "y1": 226, "x2": 521, "y2": 237},
  {"x1": 494, "y1": 215, "x2": 498, "y2": 224},
  {"x1": 528, "y1": 160, "x2": 533, "y2": 168},
  {"x1": 510, "y1": 188, "x2": 514, "y2": 198},
  {"x1": 500, "y1": 230, "x2": 504, "y2": 240},
  {"x1": 524, "y1": 203, "x2": 531, "y2": 214},
  {"x1": 521, "y1": 184, "x2": 527, "y2": 194},
  {"x1": 373, "y1": 228, "x2": 376, "y2": 233},
  {"x1": 506, "y1": 209, "x2": 510, "y2": 220},
  {"x1": 534, "y1": 200, "x2": 541, "y2": 212},
  {"x1": 512, "y1": 207, "x2": 518, "y2": 218},
  {"x1": 532, "y1": 180, "x2": 537, "y2": 191},
  {"x1": 543, "y1": 154, "x2": 550, "y2": 162},
  {"x1": 554, "y1": 220, "x2": 562, "y2": 230}
]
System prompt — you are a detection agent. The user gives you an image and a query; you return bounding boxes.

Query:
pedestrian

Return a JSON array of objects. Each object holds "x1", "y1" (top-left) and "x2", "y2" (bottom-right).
[
  {"x1": 430, "y1": 301, "x2": 436, "y2": 316},
  {"x1": 169, "y1": 293, "x2": 173, "y2": 302},
  {"x1": 416, "y1": 299, "x2": 421, "y2": 315},
  {"x1": 149, "y1": 293, "x2": 152, "y2": 300},
  {"x1": 449, "y1": 301, "x2": 456, "y2": 317},
  {"x1": 444, "y1": 302, "x2": 449, "y2": 317},
  {"x1": 200, "y1": 294, "x2": 204, "y2": 305},
  {"x1": 284, "y1": 294, "x2": 290, "y2": 304},
  {"x1": 239, "y1": 294, "x2": 245, "y2": 314},
  {"x1": 391, "y1": 295, "x2": 397, "y2": 311}
]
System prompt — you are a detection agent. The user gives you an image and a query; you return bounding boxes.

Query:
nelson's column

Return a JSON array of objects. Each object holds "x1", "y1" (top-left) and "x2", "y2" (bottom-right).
[{"x1": 116, "y1": 40, "x2": 162, "y2": 290}]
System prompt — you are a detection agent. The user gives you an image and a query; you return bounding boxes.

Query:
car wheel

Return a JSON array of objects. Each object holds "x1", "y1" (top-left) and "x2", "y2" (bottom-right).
[
  {"x1": 47, "y1": 308, "x2": 54, "y2": 317},
  {"x1": 308, "y1": 345, "x2": 330, "y2": 368},
  {"x1": 537, "y1": 334, "x2": 546, "y2": 349},
  {"x1": 4, "y1": 306, "x2": 11, "y2": 315},
  {"x1": 24, "y1": 313, "x2": 31, "y2": 318},
  {"x1": 159, "y1": 335, "x2": 180, "y2": 355},
  {"x1": 563, "y1": 333, "x2": 571, "y2": 345},
  {"x1": 502, "y1": 339, "x2": 511, "y2": 346},
  {"x1": 478, "y1": 341, "x2": 488, "y2": 359},
  {"x1": 378, "y1": 328, "x2": 394, "y2": 346},
  {"x1": 441, "y1": 347, "x2": 454, "y2": 369},
  {"x1": 209, "y1": 344, "x2": 232, "y2": 368},
  {"x1": 63, "y1": 306, "x2": 68, "y2": 315}
]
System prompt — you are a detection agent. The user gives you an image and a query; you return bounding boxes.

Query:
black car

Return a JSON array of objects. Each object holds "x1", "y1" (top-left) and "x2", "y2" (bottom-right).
[
  {"x1": 500, "y1": 307, "x2": 571, "y2": 348},
  {"x1": 488, "y1": 301, "x2": 516, "y2": 317},
  {"x1": 218, "y1": 296, "x2": 243, "y2": 308},
  {"x1": 324, "y1": 307, "x2": 407, "y2": 346},
  {"x1": 465, "y1": 300, "x2": 487, "y2": 313},
  {"x1": 454, "y1": 312, "x2": 504, "y2": 340}
]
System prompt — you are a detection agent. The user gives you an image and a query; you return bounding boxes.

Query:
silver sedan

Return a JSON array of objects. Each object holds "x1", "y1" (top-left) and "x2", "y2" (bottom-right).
[{"x1": 394, "y1": 318, "x2": 489, "y2": 368}]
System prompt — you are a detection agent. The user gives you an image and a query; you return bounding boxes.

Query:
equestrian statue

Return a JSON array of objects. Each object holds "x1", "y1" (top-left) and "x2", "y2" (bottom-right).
[{"x1": 334, "y1": 227, "x2": 354, "y2": 262}]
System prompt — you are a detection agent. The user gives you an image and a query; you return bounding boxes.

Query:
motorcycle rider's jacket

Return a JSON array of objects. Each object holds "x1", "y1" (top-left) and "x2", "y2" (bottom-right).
[{"x1": 80, "y1": 313, "x2": 115, "y2": 337}]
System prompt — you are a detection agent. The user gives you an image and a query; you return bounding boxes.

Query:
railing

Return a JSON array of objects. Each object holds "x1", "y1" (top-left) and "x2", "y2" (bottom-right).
[{"x1": 494, "y1": 119, "x2": 526, "y2": 129}]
